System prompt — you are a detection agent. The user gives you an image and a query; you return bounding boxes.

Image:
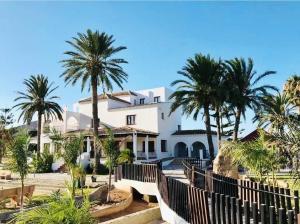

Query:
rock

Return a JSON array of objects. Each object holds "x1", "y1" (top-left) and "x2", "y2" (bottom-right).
[{"x1": 213, "y1": 149, "x2": 238, "y2": 179}]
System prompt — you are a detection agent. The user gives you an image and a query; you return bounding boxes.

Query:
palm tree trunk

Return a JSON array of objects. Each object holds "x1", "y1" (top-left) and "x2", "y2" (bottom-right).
[
  {"x1": 107, "y1": 167, "x2": 112, "y2": 202},
  {"x1": 20, "y1": 178, "x2": 24, "y2": 210},
  {"x1": 233, "y1": 108, "x2": 241, "y2": 141},
  {"x1": 91, "y1": 75, "x2": 100, "y2": 174},
  {"x1": 203, "y1": 104, "x2": 215, "y2": 163},
  {"x1": 215, "y1": 106, "x2": 222, "y2": 150},
  {"x1": 37, "y1": 111, "x2": 42, "y2": 159}
]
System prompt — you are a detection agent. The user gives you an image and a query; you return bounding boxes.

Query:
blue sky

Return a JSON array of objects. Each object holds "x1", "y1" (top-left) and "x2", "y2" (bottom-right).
[{"x1": 0, "y1": 2, "x2": 299, "y2": 135}]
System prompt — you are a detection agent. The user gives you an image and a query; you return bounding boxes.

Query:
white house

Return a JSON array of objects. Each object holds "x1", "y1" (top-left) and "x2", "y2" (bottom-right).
[{"x1": 29, "y1": 87, "x2": 221, "y2": 162}]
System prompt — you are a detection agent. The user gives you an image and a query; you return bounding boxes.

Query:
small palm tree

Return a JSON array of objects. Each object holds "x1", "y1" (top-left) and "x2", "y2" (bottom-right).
[
  {"x1": 101, "y1": 127, "x2": 119, "y2": 202},
  {"x1": 284, "y1": 75, "x2": 300, "y2": 113},
  {"x1": 14, "y1": 75, "x2": 63, "y2": 157},
  {"x1": 254, "y1": 92, "x2": 293, "y2": 133},
  {"x1": 169, "y1": 54, "x2": 222, "y2": 161},
  {"x1": 224, "y1": 58, "x2": 277, "y2": 141},
  {"x1": 8, "y1": 131, "x2": 30, "y2": 209},
  {"x1": 61, "y1": 135, "x2": 84, "y2": 198},
  {"x1": 61, "y1": 29, "x2": 128, "y2": 174}
]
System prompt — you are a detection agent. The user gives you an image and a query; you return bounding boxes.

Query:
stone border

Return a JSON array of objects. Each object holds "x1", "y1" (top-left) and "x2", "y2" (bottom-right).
[
  {"x1": 90, "y1": 192, "x2": 133, "y2": 218},
  {"x1": 99, "y1": 206, "x2": 161, "y2": 224}
]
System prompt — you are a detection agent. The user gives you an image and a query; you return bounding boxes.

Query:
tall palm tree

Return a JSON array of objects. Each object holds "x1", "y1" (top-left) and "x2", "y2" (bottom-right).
[
  {"x1": 169, "y1": 54, "x2": 222, "y2": 162},
  {"x1": 61, "y1": 29, "x2": 128, "y2": 173},
  {"x1": 224, "y1": 58, "x2": 277, "y2": 141},
  {"x1": 254, "y1": 92, "x2": 293, "y2": 133},
  {"x1": 210, "y1": 62, "x2": 228, "y2": 149},
  {"x1": 284, "y1": 75, "x2": 300, "y2": 113},
  {"x1": 14, "y1": 75, "x2": 63, "y2": 158}
]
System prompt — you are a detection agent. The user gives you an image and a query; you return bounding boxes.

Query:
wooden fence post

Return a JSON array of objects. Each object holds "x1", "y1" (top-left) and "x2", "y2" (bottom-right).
[{"x1": 191, "y1": 166, "x2": 195, "y2": 186}]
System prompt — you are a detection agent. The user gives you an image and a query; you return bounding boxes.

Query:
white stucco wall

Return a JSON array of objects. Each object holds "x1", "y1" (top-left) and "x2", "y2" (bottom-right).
[
  {"x1": 114, "y1": 180, "x2": 188, "y2": 224},
  {"x1": 37, "y1": 87, "x2": 225, "y2": 159}
]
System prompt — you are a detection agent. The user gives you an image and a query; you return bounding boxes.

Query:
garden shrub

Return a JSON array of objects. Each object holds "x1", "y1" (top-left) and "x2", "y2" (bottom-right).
[{"x1": 32, "y1": 150, "x2": 54, "y2": 173}]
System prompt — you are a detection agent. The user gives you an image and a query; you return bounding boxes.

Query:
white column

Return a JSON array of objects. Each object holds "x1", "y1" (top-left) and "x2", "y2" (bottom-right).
[
  {"x1": 155, "y1": 139, "x2": 160, "y2": 159},
  {"x1": 50, "y1": 143, "x2": 55, "y2": 154},
  {"x1": 188, "y1": 146, "x2": 192, "y2": 157},
  {"x1": 145, "y1": 135, "x2": 149, "y2": 160},
  {"x1": 86, "y1": 137, "x2": 91, "y2": 154},
  {"x1": 133, "y1": 132, "x2": 138, "y2": 161},
  {"x1": 200, "y1": 149, "x2": 203, "y2": 159}
]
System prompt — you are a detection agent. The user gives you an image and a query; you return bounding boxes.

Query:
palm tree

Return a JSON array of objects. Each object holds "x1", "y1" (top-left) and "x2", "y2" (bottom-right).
[
  {"x1": 8, "y1": 131, "x2": 30, "y2": 210},
  {"x1": 14, "y1": 75, "x2": 63, "y2": 158},
  {"x1": 210, "y1": 62, "x2": 229, "y2": 149},
  {"x1": 254, "y1": 92, "x2": 293, "y2": 133},
  {"x1": 61, "y1": 29, "x2": 128, "y2": 174},
  {"x1": 284, "y1": 75, "x2": 300, "y2": 113},
  {"x1": 224, "y1": 58, "x2": 277, "y2": 141},
  {"x1": 169, "y1": 54, "x2": 222, "y2": 162}
]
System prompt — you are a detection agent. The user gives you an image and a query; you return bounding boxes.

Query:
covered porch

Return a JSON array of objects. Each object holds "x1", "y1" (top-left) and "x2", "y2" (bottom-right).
[{"x1": 68, "y1": 126, "x2": 160, "y2": 161}]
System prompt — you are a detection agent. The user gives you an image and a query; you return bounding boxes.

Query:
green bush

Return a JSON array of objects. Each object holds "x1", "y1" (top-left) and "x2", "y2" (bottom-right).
[
  {"x1": 14, "y1": 193, "x2": 95, "y2": 224},
  {"x1": 117, "y1": 148, "x2": 134, "y2": 164},
  {"x1": 32, "y1": 150, "x2": 54, "y2": 173}
]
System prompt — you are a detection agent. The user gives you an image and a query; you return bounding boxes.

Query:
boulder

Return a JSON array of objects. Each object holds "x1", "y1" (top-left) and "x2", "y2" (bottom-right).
[{"x1": 213, "y1": 149, "x2": 238, "y2": 179}]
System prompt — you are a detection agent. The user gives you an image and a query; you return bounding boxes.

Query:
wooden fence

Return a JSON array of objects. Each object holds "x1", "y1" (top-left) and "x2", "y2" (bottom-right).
[
  {"x1": 114, "y1": 163, "x2": 157, "y2": 183},
  {"x1": 115, "y1": 163, "x2": 210, "y2": 224},
  {"x1": 183, "y1": 159, "x2": 300, "y2": 224},
  {"x1": 115, "y1": 162, "x2": 300, "y2": 224}
]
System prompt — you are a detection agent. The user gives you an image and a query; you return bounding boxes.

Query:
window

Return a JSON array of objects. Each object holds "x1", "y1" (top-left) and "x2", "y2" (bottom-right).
[
  {"x1": 161, "y1": 140, "x2": 167, "y2": 152},
  {"x1": 161, "y1": 113, "x2": 164, "y2": 120},
  {"x1": 143, "y1": 141, "x2": 155, "y2": 152},
  {"x1": 126, "y1": 142, "x2": 133, "y2": 150},
  {"x1": 154, "y1": 96, "x2": 160, "y2": 103},
  {"x1": 177, "y1": 125, "x2": 181, "y2": 131},
  {"x1": 134, "y1": 99, "x2": 137, "y2": 105},
  {"x1": 126, "y1": 115, "x2": 136, "y2": 125},
  {"x1": 140, "y1": 98, "x2": 145, "y2": 104}
]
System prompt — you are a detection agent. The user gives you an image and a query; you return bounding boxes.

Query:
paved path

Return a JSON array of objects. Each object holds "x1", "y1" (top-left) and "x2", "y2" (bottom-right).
[
  {"x1": 0, "y1": 173, "x2": 110, "y2": 196},
  {"x1": 163, "y1": 165, "x2": 190, "y2": 184}
]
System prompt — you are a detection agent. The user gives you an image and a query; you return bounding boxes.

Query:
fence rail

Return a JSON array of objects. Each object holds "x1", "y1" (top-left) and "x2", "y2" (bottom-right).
[{"x1": 115, "y1": 161, "x2": 300, "y2": 224}]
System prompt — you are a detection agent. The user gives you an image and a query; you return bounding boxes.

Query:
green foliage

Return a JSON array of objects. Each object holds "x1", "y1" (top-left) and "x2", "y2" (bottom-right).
[
  {"x1": 118, "y1": 148, "x2": 134, "y2": 164},
  {"x1": 169, "y1": 54, "x2": 222, "y2": 160},
  {"x1": 62, "y1": 136, "x2": 83, "y2": 168},
  {"x1": 49, "y1": 128, "x2": 64, "y2": 158},
  {"x1": 61, "y1": 135, "x2": 84, "y2": 198},
  {"x1": 13, "y1": 74, "x2": 63, "y2": 156},
  {"x1": 284, "y1": 75, "x2": 300, "y2": 109},
  {"x1": 61, "y1": 29, "x2": 128, "y2": 174},
  {"x1": 7, "y1": 131, "x2": 30, "y2": 209},
  {"x1": 14, "y1": 75, "x2": 63, "y2": 124},
  {"x1": 254, "y1": 92, "x2": 293, "y2": 132},
  {"x1": 32, "y1": 150, "x2": 54, "y2": 173},
  {"x1": 0, "y1": 108, "x2": 14, "y2": 128},
  {"x1": 14, "y1": 194, "x2": 95, "y2": 224},
  {"x1": 8, "y1": 131, "x2": 30, "y2": 180},
  {"x1": 0, "y1": 108, "x2": 14, "y2": 163},
  {"x1": 223, "y1": 130, "x2": 285, "y2": 184},
  {"x1": 101, "y1": 128, "x2": 119, "y2": 169},
  {"x1": 223, "y1": 58, "x2": 277, "y2": 140}
]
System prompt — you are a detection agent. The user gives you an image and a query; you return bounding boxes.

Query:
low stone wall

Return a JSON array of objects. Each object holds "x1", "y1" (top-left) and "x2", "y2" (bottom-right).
[
  {"x1": 0, "y1": 185, "x2": 35, "y2": 204},
  {"x1": 90, "y1": 192, "x2": 133, "y2": 218},
  {"x1": 99, "y1": 206, "x2": 161, "y2": 224}
]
